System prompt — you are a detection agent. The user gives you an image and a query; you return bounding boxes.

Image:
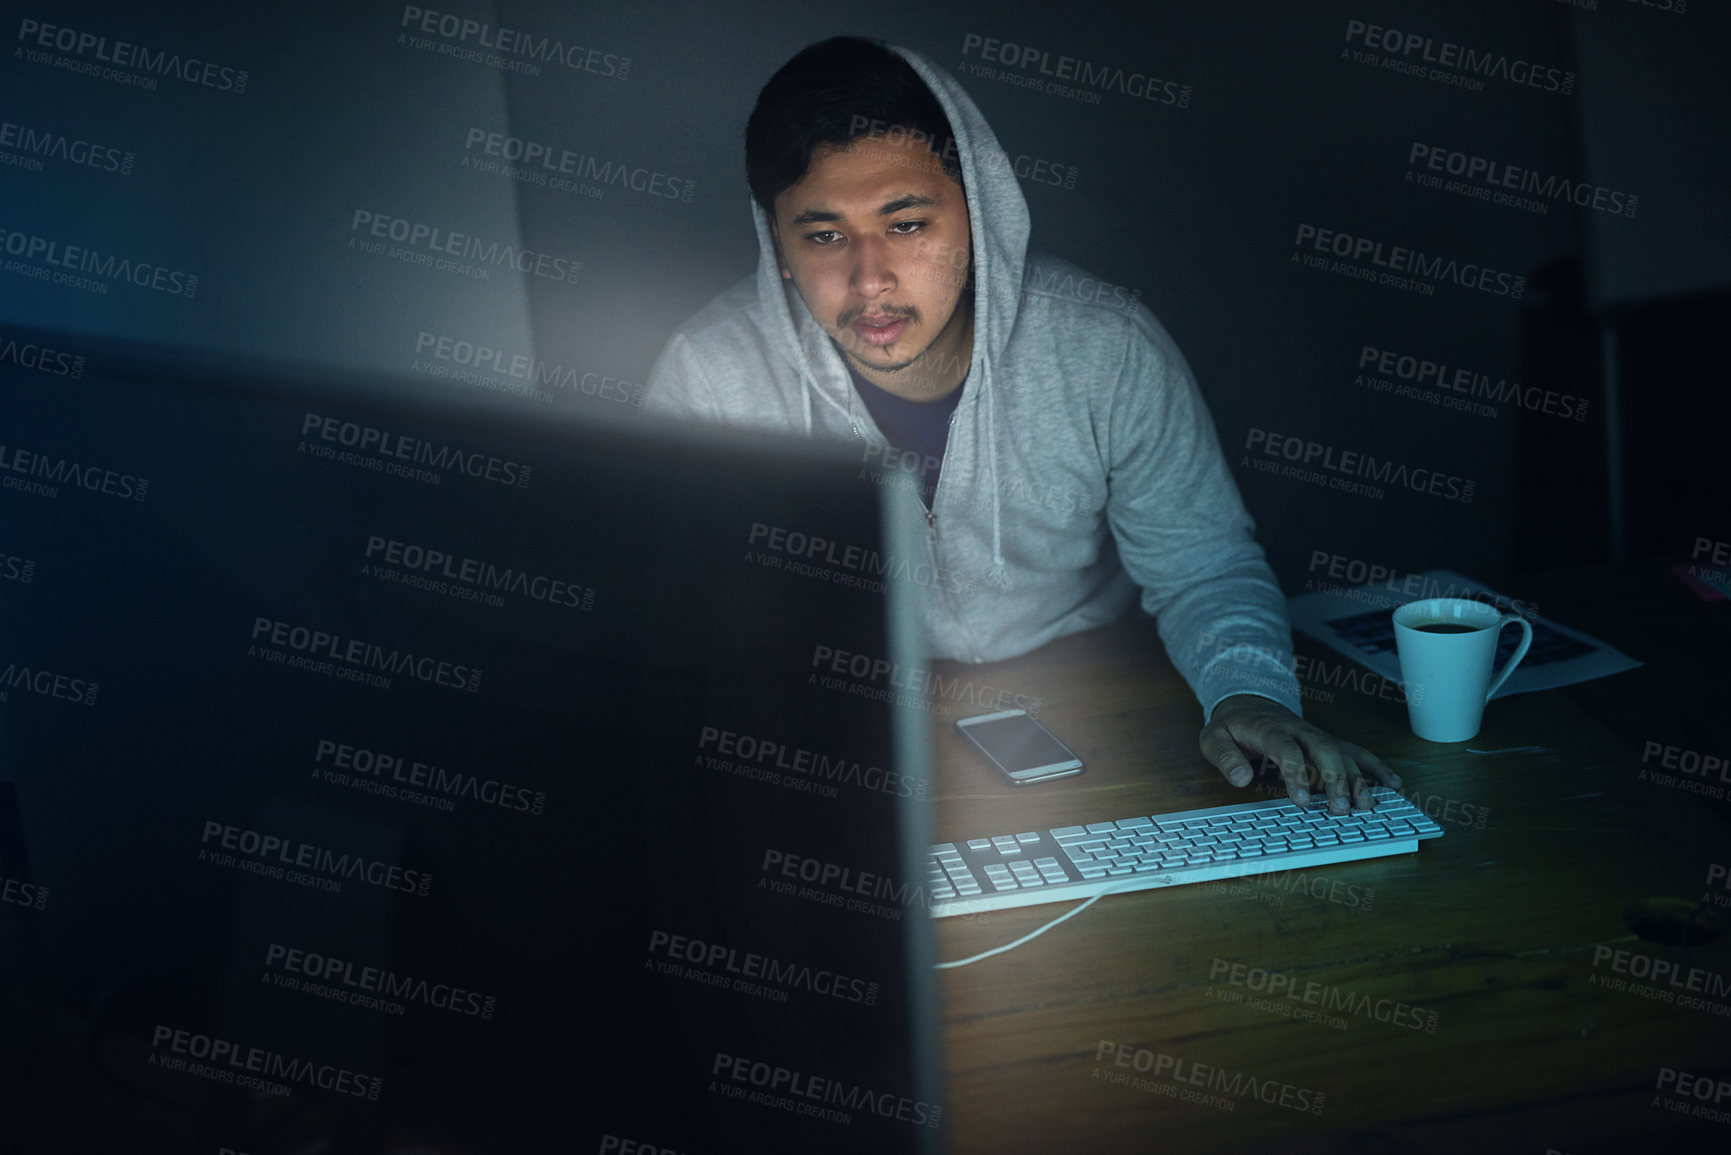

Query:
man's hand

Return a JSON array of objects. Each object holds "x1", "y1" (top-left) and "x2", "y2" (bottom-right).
[{"x1": 1200, "y1": 694, "x2": 1402, "y2": 813}]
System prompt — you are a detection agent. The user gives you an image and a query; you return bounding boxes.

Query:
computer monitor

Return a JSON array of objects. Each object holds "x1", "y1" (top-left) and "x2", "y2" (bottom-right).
[{"x1": 0, "y1": 332, "x2": 943, "y2": 1153}]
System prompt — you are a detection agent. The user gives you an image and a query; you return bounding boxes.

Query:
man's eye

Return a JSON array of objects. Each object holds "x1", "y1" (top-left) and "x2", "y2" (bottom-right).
[
  {"x1": 805, "y1": 230, "x2": 843, "y2": 245},
  {"x1": 890, "y1": 220, "x2": 925, "y2": 234}
]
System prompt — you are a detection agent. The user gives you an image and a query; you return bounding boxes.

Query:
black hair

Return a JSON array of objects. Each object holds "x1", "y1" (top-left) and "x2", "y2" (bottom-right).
[{"x1": 745, "y1": 37, "x2": 963, "y2": 217}]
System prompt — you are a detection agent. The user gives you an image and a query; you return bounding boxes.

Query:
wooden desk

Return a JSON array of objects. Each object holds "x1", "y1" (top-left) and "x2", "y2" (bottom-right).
[{"x1": 929, "y1": 613, "x2": 1731, "y2": 1154}]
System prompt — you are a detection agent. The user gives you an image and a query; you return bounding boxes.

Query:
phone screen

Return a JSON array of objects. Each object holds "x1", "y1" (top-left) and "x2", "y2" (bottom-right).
[{"x1": 964, "y1": 714, "x2": 1075, "y2": 774}]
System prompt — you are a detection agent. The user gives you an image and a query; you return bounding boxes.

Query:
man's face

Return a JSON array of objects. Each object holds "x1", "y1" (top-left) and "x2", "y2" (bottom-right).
[{"x1": 770, "y1": 132, "x2": 973, "y2": 399}]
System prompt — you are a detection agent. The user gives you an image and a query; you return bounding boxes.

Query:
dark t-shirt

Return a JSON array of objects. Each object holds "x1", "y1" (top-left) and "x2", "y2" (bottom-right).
[{"x1": 845, "y1": 358, "x2": 966, "y2": 502}]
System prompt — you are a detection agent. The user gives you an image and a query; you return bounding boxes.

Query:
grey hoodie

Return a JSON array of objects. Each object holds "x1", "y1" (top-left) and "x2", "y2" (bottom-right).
[{"x1": 646, "y1": 46, "x2": 1302, "y2": 722}]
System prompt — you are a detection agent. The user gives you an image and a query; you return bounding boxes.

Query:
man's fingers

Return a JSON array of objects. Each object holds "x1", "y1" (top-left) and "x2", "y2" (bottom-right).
[
  {"x1": 1302, "y1": 737, "x2": 1353, "y2": 814},
  {"x1": 1342, "y1": 740, "x2": 1402, "y2": 787},
  {"x1": 1198, "y1": 724, "x2": 1253, "y2": 787},
  {"x1": 1342, "y1": 755, "x2": 1374, "y2": 811},
  {"x1": 1202, "y1": 710, "x2": 1397, "y2": 816},
  {"x1": 1267, "y1": 736, "x2": 1309, "y2": 806}
]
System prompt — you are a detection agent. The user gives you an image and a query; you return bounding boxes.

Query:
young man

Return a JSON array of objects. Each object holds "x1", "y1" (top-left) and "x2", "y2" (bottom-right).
[{"x1": 647, "y1": 37, "x2": 1399, "y2": 812}]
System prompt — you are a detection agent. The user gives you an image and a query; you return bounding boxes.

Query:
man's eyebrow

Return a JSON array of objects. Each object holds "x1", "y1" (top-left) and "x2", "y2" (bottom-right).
[
  {"x1": 878, "y1": 193, "x2": 937, "y2": 215},
  {"x1": 788, "y1": 194, "x2": 938, "y2": 227}
]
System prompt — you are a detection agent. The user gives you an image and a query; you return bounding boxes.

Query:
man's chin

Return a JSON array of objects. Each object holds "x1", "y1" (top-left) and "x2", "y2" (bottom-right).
[{"x1": 844, "y1": 346, "x2": 922, "y2": 375}]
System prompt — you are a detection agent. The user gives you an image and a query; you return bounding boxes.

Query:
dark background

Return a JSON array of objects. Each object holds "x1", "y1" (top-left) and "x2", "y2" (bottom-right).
[{"x1": 3, "y1": 0, "x2": 1726, "y2": 583}]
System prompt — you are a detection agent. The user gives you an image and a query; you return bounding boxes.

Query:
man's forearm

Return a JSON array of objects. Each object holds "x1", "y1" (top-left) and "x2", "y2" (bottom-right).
[{"x1": 1153, "y1": 555, "x2": 1303, "y2": 721}]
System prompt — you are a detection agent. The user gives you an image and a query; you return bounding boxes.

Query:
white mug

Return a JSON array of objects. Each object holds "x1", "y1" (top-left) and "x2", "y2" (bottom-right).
[{"x1": 1392, "y1": 598, "x2": 1533, "y2": 742}]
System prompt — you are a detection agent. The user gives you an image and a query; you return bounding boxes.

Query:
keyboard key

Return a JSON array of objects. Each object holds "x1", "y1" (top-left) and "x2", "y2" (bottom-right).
[
  {"x1": 1051, "y1": 825, "x2": 1088, "y2": 840},
  {"x1": 967, "y1": 839, "x2": 992, "y2": 851},
  {"x1": 1079, "y1": 866, "x2": 1108, "y2": 879},
  {"x1": 1016, "y1": 832, "x2": 1040, "y2": 843},
  {"x1": 1086, "y1": 822, "x2": 1118, "y2": 834}
]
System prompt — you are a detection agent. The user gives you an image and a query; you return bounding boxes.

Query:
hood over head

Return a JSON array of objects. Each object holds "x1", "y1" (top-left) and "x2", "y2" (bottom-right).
[{"x1": 744, "y1": 45, "x2": 1032, "y2": 439}]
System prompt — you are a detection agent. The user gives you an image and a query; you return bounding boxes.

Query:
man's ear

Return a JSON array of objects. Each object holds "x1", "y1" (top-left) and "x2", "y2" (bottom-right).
[{"x1": 768, "y1": 217, "x2": 791, "y2": 280}]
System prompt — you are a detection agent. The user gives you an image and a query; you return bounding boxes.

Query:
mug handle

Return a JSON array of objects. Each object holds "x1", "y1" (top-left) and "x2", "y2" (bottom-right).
[{"x1": 1483, "y1": 613, "x2": 1534, "y2": 701}]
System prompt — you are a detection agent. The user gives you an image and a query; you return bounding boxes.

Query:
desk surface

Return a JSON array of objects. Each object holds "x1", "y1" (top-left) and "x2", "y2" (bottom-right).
[{"x1": 928, "y1": 609, "x2": 1731, "y2": 1154}]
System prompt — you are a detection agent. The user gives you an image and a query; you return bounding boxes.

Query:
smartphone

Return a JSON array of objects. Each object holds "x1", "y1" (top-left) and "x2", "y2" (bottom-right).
[{"x1": 955, "y1": 709, "x2": 1084, "y2": 785}]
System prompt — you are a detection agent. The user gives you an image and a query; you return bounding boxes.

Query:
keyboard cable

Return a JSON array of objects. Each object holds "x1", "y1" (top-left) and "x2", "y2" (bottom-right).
[{"x1": 933, "y1": 878, "x2": 1147, "y2": 969}]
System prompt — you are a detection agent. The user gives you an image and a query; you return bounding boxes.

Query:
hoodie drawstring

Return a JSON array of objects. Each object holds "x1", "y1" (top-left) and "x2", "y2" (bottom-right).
[{"x1": 984, "y1": 365, "x2": 1011, "y2": 591}]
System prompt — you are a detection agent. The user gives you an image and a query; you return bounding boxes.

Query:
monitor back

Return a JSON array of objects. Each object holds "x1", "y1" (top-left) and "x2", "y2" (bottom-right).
[{"x1": 0, "y1": 336, "x2": 943, "y2": 1155}]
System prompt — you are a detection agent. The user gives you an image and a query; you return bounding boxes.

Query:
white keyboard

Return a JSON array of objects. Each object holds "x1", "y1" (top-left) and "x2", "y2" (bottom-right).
[{"x1": 927, "y1": 786, "x2": 1443, "y2": 917}]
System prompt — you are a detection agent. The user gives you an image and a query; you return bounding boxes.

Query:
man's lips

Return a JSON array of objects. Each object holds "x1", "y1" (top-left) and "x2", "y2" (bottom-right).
[{"x1": 850, "y1": 314, "x2": 911, "y2": 347}]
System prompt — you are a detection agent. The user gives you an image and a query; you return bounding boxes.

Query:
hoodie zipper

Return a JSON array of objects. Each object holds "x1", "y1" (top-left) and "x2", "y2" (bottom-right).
[
  {"x1": 852, "y1": 414, "x2": 983, "y2": 663},
  {"x1": 852, "y1": 420, "x2": 939, "y2": 542}
]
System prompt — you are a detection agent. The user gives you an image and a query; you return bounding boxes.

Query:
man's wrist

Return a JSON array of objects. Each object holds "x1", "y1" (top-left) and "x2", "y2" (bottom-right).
[
  {"x1": 1215, "y1": 692, "x2": 1291, "y2": 715},
  {"x1": 1204, "y1": 689, "x2": 1298, "y2": 725}
]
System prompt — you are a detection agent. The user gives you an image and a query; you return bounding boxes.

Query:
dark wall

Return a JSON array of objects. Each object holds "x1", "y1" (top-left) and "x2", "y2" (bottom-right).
[{"x1": 0, "y1": 0, "x2": 1721, "y2": 579}]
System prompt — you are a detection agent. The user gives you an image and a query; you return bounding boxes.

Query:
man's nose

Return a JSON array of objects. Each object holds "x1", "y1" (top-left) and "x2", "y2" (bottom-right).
[{"x1": 849, "y1": 234, "x2": 897, "y2": 297}]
